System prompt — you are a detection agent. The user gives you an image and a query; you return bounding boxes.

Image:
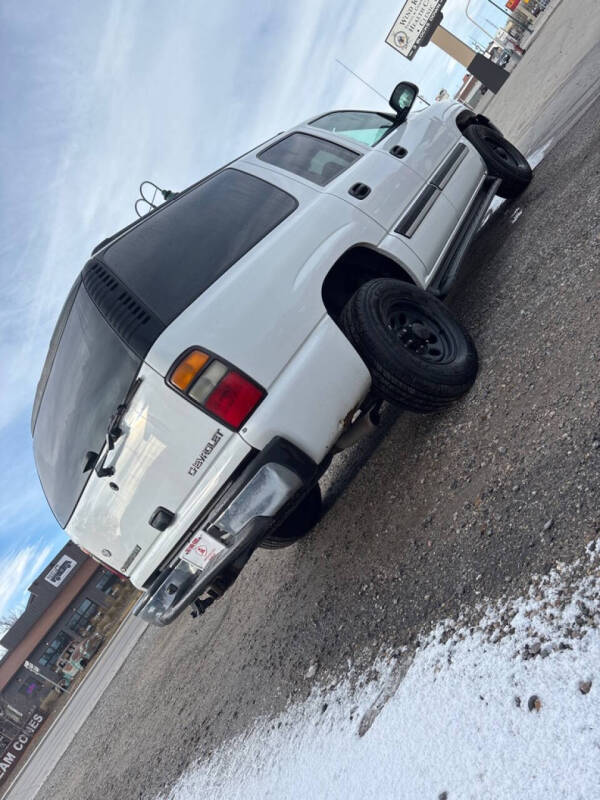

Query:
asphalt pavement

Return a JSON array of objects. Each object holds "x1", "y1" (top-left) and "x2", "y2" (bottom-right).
[{"x1": 10, "y1": 5, "x2": 600, "y2": 799}]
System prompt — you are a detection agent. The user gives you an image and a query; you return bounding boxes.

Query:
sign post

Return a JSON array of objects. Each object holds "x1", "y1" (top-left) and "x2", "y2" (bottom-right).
[
  {"x1": 24, "y1": 661, "x2": 70, "y2": 694},
  {"x1": 386, "y1": 0, "x2": 510, "y2": 93}
]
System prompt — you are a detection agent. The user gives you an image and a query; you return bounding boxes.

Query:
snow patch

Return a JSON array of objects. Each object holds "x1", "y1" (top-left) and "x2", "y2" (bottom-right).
[
  {"x1": 159, "y1": 542, "x2": 600, "y2": 800},
  {"x1": 527, "y1": 137, "x2": 555, "y2": 169},
  {"x1": 510, "y1": 207, "x2": 523, "y2": 224}
]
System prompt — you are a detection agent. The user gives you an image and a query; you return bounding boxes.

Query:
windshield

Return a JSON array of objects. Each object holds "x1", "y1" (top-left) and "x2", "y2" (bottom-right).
[
  {"x1": 309, "y1": 111, "x2": 397, "y2": 147},
  {"x1": 32, "y1": 284, "x2": 140, "y2": 526}
]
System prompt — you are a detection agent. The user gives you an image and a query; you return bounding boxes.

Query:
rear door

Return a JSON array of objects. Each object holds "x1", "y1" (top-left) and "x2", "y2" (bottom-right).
[
  {"x1": 305, "y1": 111, "x2": 460, "y2": 269},
  {"x1": 297, "y1": 114, "x2": 424, "y2": 230}
]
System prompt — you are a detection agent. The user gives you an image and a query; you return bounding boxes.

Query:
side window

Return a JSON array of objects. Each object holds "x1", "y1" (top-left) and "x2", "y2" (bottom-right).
[
  {"x1": 310, "y1": 112, "x2": 396, "y2": 147},
  {"x1": 68, "y1": 598, "x2": 98, "y2": 633},
  {"x1": 258, "y1": 132, "x2": 360, "y2": 186},
  {"x1": 96, "y1": 569, "x2": 118, "y2": 593},
  {"x1": 39, "y1": 632, "x2": 72, "y2": 667}
]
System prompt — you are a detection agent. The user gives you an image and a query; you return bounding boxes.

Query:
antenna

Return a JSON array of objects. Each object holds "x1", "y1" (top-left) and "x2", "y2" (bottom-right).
[
  {"x1": 335, "y1": 57, "x2": 431, "y2": 107},
  {"x1": 335, "y1": 58, "x2": 389, "y2": 102}
]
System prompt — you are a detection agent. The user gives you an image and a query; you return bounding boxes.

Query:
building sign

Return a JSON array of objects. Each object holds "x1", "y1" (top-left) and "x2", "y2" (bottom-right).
[
  {"x1": 44, "y1": 555, "x2": 77, "y2": 587},
  {"x1": 385, "y1": 0, "x2": 446, "y2": 60},
  {"x1": 506, "y1": 0, "x2": 521, "y2": 9},
  {"x1": 0, "y1": 713, "x2": 44, "y2": 783}
]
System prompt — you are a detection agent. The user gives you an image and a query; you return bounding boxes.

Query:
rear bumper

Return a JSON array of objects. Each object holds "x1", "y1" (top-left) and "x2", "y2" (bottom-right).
[{"x1": 133, "y1": 437, "x2": 317, "y2": 626}]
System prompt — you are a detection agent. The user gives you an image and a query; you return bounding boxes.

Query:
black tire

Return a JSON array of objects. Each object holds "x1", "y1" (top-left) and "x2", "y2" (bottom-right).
[
  {"x1": 259, "y1": 484, "x2": 322, "y2": 549},
  {"x1": 341, "y1": 279, "x2": 478, "y2": 413},
  {"x1": 463, "y1": 124, "x2": 532, "y2": 199}
]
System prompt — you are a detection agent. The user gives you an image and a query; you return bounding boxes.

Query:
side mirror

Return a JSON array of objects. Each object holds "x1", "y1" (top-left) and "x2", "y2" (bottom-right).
[{"x1": 389, "y1": 81, "x2": 419, "y2": 122}]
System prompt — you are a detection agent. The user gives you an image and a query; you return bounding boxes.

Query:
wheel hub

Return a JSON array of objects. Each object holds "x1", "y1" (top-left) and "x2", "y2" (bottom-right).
[
  {"x1": 411, "y1": 322, "x2": 433, "y2": 343},
  {"x1": 387, "y1": 304, "x2": 449, "y2": 362},
  {"x1": 488, "y1": 137, "x2": 517, "y2": 167}
]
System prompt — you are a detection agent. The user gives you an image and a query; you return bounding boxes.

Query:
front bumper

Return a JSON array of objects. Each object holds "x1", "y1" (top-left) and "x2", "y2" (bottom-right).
[{"x1": 133, "y1": 437, "x2": 317, "y2": 626}]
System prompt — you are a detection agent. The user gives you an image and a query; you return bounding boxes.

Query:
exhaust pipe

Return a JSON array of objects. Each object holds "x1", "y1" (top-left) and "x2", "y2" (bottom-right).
[{"x1": 333, "y1": 406, "x2": 380, "y2": 453}]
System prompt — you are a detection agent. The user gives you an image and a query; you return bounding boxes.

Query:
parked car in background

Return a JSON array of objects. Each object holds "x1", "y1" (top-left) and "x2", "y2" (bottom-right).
[{"x1": 497, "y1": 50, "x2": 512, "y2": 67}]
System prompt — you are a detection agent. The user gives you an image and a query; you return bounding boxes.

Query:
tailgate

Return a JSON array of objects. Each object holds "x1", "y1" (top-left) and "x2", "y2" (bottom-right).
[{"x1": 67, "y1": 363, "x2": 251, "y2": 583}]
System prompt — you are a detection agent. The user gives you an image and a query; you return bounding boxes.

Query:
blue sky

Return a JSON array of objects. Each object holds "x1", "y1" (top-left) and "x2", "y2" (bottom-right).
[{"x1": 0, "y1": 0, "x2": 507, "y2": 625}]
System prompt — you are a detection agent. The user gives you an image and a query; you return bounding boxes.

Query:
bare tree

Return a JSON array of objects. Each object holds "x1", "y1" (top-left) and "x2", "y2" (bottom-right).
[{"x1": 0, "y1": 607, "x2": 24, "y2": 636}]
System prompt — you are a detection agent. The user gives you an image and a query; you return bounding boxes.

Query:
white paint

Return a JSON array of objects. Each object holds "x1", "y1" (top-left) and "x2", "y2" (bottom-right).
[
  {"x1": 158, "y1": 541, "x2": 600, "y2": 800},
  {"x1": 68, "y1": 100, "x2": 490, "y2": 600}
]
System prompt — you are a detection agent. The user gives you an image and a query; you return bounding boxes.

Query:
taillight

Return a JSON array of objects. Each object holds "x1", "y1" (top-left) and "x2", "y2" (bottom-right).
[{"x1": 168, "y1": 349, "x2": 265, "y2": 430}]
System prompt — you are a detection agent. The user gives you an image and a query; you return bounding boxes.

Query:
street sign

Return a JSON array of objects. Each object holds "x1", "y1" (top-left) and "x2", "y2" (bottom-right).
[{"x1": 385, "y1": 0, "x2": 447, "y2": 60}]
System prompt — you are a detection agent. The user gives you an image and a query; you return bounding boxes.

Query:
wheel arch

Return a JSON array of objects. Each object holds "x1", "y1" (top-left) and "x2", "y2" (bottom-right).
[
  {"x1": 456, "y1": 109, "x2": 502, "y2": 137},
  {"x1": 321, "y1": 245, "x2": 415, "y2": 323}
]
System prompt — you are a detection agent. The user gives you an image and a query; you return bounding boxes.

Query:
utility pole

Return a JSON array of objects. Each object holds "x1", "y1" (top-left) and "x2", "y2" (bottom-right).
[
  {"x1": 24, "y1": 660, "x2": 70, "y2": 694},
  {"x1": 468, "y1": 38, "x2": 485, "y2": 53},
  {"x1": 485, "y1": 0, "x2": 533, "y2": 32},
  {"x1": 465, "y1": 0, "x2": 525, "y2": 52}
]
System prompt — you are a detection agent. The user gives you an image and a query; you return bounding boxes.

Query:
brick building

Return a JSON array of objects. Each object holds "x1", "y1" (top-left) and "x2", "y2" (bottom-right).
[{"x1": 0, "y1": 542, "x2": 119, "y2": 740}]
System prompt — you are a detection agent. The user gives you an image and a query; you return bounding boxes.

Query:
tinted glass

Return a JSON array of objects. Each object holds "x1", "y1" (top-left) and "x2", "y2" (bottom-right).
[
  {"x1": 39, "y1": 632, "x2": 71, "y2": 667},
  {"x1": 258, "y1": 132, "x2": 360, "y2": 186},
  {"x1": 102, "y1": 169, "x2": 297, "y2": 324},
  {"x1": 310, "y1": 111, "x2": 396, "y2": 146},
  {"x1": 33, "y1": 285, "x2": 141, "y2": 527}
]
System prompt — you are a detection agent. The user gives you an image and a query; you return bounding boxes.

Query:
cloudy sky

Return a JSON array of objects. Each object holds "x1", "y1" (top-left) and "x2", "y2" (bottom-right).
[{"x1": 0, "y1": 0, "x2": 507, "y2": 626}]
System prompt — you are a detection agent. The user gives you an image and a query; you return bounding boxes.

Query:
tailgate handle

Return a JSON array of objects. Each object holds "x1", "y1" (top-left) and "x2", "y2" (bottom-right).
[
  {"x1": 390, "y1": 145, "x2": 408, "y2": 158},
  {"x1": 149, "y1": 507, "x2": 176, "y2": 531},
  {"x1": 348, "y1": 182, "x2": 371, "y2": 199}
]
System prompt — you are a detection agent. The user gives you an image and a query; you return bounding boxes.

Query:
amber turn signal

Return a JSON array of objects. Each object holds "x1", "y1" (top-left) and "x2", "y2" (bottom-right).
[
  {"x1": 170, "y1": 350, "x2": 210, "y2": 391},
  {"x1": 168, "y1": 348, "x2": 266, "y2": 430}
]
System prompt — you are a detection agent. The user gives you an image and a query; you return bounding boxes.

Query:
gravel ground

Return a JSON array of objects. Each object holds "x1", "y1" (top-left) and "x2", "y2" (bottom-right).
[{"x1": 39, "y1": 47, "x2": 600, "y2": 800}]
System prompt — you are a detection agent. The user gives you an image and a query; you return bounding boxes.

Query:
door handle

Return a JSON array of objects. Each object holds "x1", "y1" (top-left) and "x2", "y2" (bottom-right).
[
  {"x1": 390, "y1": 145, "x2": 408, "y2": 159},
  {"x1": 348, "y1": 182, "x2": 371, "y2": 199}
]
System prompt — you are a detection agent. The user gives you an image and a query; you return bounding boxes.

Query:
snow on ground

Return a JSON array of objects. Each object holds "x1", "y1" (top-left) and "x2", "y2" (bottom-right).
[
  {"x1": 526, "y1": 137, "x2": 555, "y2": 169},
  {"x1": 158, "y1": 540, "x2": 599, "y2": 800}
]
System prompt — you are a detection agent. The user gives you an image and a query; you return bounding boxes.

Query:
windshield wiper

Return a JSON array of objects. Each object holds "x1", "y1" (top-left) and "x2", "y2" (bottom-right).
[{"x1": 83, "y1": 377, "x2": 143, "y2": 478}]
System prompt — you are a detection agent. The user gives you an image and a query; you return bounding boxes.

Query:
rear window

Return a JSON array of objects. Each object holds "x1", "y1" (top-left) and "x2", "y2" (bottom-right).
[
  {"x1": 258, "y1": 132, "x2": 360, "y2": 186},
  {"x1": 102, "y1": 168, "x2": 297, "y2": 325},
  {"x1": 33, "y1": 284, "x2": 141, "y2": 527}
]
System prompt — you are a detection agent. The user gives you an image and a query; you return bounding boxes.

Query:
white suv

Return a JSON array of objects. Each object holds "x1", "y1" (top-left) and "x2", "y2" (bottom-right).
[{"x1": 32, "y1": 83, "x2": 532, "y2": 626}]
